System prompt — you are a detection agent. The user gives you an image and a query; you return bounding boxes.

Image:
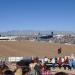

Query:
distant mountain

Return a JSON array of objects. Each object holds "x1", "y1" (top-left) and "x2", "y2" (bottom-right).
[
  {"x1": 0, "y1": 30, "x2": 75, "y2": 36},
  {"x1": 0, "y1": 30, "x2": 38, "y2": 36}
]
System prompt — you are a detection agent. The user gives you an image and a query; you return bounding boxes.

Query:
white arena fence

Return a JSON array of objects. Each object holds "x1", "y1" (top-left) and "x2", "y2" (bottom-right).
[{"x1": 0, "y1": 57, "x2": 24, "y2": 62}]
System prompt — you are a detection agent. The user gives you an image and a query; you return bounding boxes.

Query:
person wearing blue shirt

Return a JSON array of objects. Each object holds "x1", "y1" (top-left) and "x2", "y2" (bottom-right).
[{"x1": 72, "y1": 59, "x2": 75, "y2": 69}]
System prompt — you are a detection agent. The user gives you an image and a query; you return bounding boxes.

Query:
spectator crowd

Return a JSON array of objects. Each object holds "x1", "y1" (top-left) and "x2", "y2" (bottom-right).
[{"x1": 0, "y1": 55, "x2": 75, "y2": 75}]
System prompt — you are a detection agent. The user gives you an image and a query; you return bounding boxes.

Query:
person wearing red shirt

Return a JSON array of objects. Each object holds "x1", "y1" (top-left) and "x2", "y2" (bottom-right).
[
  {"x1": 41, "y1": 64, "x2": 52, "y2": 75},
  {"x1": 58, "y1": 57, "x2": 62, "y2": 69}
]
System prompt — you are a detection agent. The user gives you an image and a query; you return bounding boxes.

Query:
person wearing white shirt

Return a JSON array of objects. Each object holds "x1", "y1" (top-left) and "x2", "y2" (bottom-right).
[
  {"x1": 51, "y1": 58, "x2": 55, "y2": 69},
  {"x1": 44, "y1": 57, "x2": 48, "y2": 63}
]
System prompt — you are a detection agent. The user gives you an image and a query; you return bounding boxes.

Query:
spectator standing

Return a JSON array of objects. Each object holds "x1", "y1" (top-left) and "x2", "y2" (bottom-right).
[
  {"x1": 44, "y1": 57, "x2": 48, "y2": 64},
  {"x1": 63, "y1": 57, "x2": 69, "y2": 70},
  {"x1": 29, "y1": 60, "x2": 36, "y2": 75},
  {"x1": 48, "y1": 58, "x2": 50, "y2": 64},
  {"x1": 51, "y1": 58, "x2": 56, "y2": 69},
  {"x1": 72, "y1": 58, "x2": 75, "y2": 69},
  {"x1": 58, "y1": 57, "x2": 62, "y2": 69},
  {"x1": 34, "y1": 57, "x2": 41, "y2": 75},
  {"x1": 68, "y1": 57, "x2": 72, "y2": 70}
]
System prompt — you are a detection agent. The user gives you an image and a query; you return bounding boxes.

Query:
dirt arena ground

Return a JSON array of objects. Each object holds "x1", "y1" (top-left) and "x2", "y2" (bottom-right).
[{"x1": 0, "y1": 40, "x2": 75, "y2": 57}]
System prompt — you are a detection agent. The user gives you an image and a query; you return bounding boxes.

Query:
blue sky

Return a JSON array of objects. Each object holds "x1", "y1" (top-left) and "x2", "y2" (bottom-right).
[{"x1": 0, "y1": 0, "x2": 75, "y2": 32}]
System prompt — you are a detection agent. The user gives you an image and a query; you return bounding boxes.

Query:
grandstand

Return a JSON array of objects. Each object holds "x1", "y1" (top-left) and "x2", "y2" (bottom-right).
[{"x1": 0, "y1": 36, "x2": 16, "y2": 41}]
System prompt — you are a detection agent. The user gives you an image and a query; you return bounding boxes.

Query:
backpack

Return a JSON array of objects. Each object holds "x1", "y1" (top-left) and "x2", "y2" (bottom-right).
[{"x1": 34, "y1": 64, "x2": 41, "y2": 75}]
